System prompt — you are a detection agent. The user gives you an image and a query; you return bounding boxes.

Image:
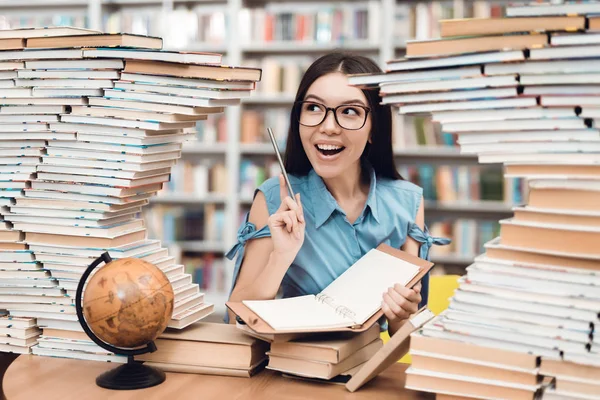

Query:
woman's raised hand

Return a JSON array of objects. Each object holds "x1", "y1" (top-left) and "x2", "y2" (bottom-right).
[{"x1": 268, "y1": 174, "x2": 305, "y2": 262}]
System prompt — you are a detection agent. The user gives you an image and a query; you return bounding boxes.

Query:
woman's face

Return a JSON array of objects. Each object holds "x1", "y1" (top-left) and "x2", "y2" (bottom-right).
[{"x1": 298, "y1": 72, "x2": 372, "y2": 180}]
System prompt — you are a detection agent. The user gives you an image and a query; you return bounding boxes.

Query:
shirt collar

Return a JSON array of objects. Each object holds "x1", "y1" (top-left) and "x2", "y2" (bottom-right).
[{"x1": 308, "y1": 166, "x2": 379, "y2": 229}]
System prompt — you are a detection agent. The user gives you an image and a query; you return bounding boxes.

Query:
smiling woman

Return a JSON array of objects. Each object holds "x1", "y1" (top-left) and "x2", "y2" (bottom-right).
[{"x1": 225, "y1": 53, "x2": 449, "y2": 336}]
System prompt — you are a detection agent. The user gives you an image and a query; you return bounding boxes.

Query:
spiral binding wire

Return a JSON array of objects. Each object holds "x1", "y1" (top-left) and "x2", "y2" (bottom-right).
[
  {"x1": 335, "y1": 305, "x2": 356, "y2": 320},
  {"x1": 315, "y1": 293, "x2": 334, "y2": 306},
  {"x1": 316, "y1": 294, "x2": 356, "y2": 321}
]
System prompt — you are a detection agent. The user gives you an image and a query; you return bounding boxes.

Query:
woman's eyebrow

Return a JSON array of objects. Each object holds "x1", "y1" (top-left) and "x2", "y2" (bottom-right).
[{"x1": 304, "y1": 94, "x2": 366, "y2": 106}]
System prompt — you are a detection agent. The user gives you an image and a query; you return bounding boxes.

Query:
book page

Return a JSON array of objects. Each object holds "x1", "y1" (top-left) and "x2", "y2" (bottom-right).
[
  {"x1": 243, "y1": 295, "x2": 353, "y2": 332},
  {"x1": 322, "y1": 249, "x2": 420, "y2": 325}
]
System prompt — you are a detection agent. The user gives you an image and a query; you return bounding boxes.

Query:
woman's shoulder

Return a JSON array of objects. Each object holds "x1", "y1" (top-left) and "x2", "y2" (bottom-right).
[
  {"x1": 257, "y1": 174, "x2": 306, "y2": 195},
  {"x1": 255, "y1": 174, "x2": 308, "y2": 212}
]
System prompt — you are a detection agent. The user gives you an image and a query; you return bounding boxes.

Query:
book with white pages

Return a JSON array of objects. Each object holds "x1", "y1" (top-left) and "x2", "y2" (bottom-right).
[
  {"x1": 432, "y1": 107, "x2": 577, "y2": 123},
  {"x1": 379, "y1": 75, "x2": 518, "y2": 95},
  {"x1": 551, "y1": 33, "x2": 600, "y2": 46},
  {"x1": 69, "y1": 105, "x2": 207, "y2": 123},
  {"x1": 76, "y1": 133, "x2": 191, "y2": 146},
  {"x1": 49, "y1": 122, "x2": 183, "y2": 138},
  {"x1": 83, "y1": 48, "x2": 221, "y2": 65},
  {"x1": 0, "y1": 97, "x2": 86, "y2": 106},
  {"x1": 0, "y1": 105, "x2": 66, "y2": 115},
  {"x1": 579, "y1": 107, "x2": 600, "y2": 119},
  {"x1": 45, "y1": 140, "x2": 182, "y2": 155},
  {"x1": 104, "y1": 89, "x2": 241, "y2": 107},
  {"x1": 44, "y1": 147, "x2": 181, "y2": 163},
  {"x1": 28, "y1": 239, "x2": 160, "y2": 258},
  {"x1": 478, "y1": 152, "x2": 600, "y2": 164},
  {"x1": 399, "y1": 97, "x2": 537, "y2": 114},
  {"x1": 0, "y1": 81, "x2": 14, "y2": 89},
  {"x1": 381, "y1": 87, "x2": 519, "y2": 105},
  {"x1": 32, "y1": 88, "x2": 104, "y2": 97},
  {"x1": 23, "y1": 189, "x2": 155, "y2": 205},
  {"x1": 118, "y1": 72, "x2": 255, "y2": 90},
  {"x1": 445, "y1": 118, "x2": 589, "y2": 133},
  {"x1": 348, "y1": 66, "x2": 483, "y2": 88},
  {"x1": 524, "y1": 86, "x2": 600, "y2": 96},
  {"x1": 87, "y1": 97, "x2": 225, "y2": 115},
  {"x1": 485, "y1": 59, "x2": 600, "y2": 76},
  {"x1": 473, "y1": 253, "x2": 600, "y2": 282},
  {"x1": 36, "y1": 164, "x2": 172, "y2": 180},
  {"x1": 386, "y1": 50, "x2": 525, "y2": 72},
  {"x1": 4, "y1": 214, "x2": 136, "y2": 228},
  {"x1": 30, "y1": 181, "x2": 163, "y2": 197},
  {"x1": 528, "y1": 179, "x2": 600, "y2": 191},
  {"x1": 0, "y1": 114, "x2": 58, "y2": 123},
  {"x1": 113, "y1": 81, "x2": 252, "y2": 99},
  {"x1": 18, "y1": 79, "x2": 113, "y2": 88},
  {"x1": 40, "y1": 156, "x2": 177, "y2": 172},
  {"x1": 17, "y1": 69, "x2": 120, "y2": 79},
  {"x1": 25, "y1": 59, "x2": 124, "y2": 70},
  {"x1": 462, "y1": 141, "x2": 600, "y2": 155},
  {"x1": 0, "y1": 132, "x2": 75, "y2": 141},
  {"x1": 457, "y1": 130, "x2": 600, "y2": 145},
  {"x1": 35, "y1": 172, "x2": 170, "y2": 188},
  {"x1": 11, "y1": 219, "x2": 144, "y2": 237},
  {"x1": 520, "y1": 73, "x2": 600, "y2": 85},
  {"x1": 59, "y1": 114, "x2": 196, "y2": 131},
  {"x1": 0, "y1": 26, "x2": 99, "y2": 39},
  {"x1": 10, "y1": 206, "x2": 142, "y2": 220},
  {"x1": 0, "y1": 88, "x2": 32, "y2": 97},
  {"x1": 529, "y1": 45, "x2": 600, "y2": 60},
  {"x1": 541, "y1": 96, "x2": 600, "y2": 106},
  {"x1": 236, "y1": 244, "x2": 432, "y2": 333}
]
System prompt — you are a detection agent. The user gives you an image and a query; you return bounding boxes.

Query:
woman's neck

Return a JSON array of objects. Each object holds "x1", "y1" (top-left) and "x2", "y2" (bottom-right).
[{"x1": 321, "y1": 163, "x2": 368, "y2": 203}]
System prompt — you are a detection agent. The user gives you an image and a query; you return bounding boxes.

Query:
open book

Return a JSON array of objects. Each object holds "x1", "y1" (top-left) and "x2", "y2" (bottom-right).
[{"x1": 236, "y1": 244, "x2": 433, "y2": 332}]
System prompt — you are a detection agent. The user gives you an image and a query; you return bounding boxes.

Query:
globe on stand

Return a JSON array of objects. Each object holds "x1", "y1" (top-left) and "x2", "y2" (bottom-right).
[{"x1": 75, "y1": 252, "x2": 174, "y2": 390}]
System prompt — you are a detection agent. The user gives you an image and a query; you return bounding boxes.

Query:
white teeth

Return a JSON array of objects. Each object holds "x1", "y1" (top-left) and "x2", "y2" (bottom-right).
[{"x1": 316, "y1": 144, "x2": 342, "y2": 151}]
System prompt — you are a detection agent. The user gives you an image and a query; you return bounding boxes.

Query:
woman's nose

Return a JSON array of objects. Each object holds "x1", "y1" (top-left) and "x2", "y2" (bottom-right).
[{"x1": 320, "y1": 110, "x2": 341, "y2": 134}]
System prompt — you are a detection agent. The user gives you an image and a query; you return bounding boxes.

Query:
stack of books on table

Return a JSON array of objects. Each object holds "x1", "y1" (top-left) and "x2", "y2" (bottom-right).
[
  {"x1": 0, "y1": 26, "x2": 261, "y2": 361},
  {"x1": 0, "y1": 316, "x2": 40, "y2": 354},
  {"x1": 349, "y1": 1, "x2": 600, "y2": 399},
  {"x1": 265, "y1": 323, "x2": 382, "y2": 382},
  {"x1": 137, "y1": 322, "x2": 269, "y2": 377}
]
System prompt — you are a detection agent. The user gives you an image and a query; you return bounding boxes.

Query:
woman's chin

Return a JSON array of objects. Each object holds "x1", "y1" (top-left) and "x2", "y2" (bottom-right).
[{"x1": 312, "y1": 163, "x2": 345, "y2": 179}]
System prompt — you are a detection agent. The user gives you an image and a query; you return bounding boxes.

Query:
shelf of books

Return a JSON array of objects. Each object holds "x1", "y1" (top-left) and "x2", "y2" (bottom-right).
[{"x1": 0, "y1": 0, "x2": 516, "y2": 320}]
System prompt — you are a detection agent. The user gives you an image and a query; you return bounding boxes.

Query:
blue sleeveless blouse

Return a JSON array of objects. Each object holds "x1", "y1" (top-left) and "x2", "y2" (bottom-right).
[{"x1": 225, "y1": 167, "x2": 450, "y2": 324}]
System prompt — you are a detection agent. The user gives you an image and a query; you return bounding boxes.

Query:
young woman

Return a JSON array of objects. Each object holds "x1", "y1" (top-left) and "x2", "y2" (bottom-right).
[{"x1": 225, "y1": 53, "x2": 449, "y2": 335}]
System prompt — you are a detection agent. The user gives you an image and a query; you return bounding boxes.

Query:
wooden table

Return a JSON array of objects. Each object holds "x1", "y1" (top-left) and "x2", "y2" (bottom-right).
[{"x1": 4, "y1": 355, "x2": 433, "y2": 400}]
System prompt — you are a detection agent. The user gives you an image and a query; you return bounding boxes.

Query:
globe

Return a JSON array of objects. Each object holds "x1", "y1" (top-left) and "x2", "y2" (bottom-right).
[{"x1": 82, "y1": 257, "x2": 174, "y2": 349}]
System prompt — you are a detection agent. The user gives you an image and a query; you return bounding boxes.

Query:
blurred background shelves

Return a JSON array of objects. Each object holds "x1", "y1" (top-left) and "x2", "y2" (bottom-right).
[{"x1": 0, "y1": 0, "x2": 516, "y2": 317}]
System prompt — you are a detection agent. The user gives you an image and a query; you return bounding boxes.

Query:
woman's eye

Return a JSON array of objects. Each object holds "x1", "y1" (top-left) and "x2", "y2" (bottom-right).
[
  {"x1": 341, "y1": 107, "x2": 360, "y2": 116},
  {"x1": 305, "y1": 103, "x2": 323, "y2": 112}
]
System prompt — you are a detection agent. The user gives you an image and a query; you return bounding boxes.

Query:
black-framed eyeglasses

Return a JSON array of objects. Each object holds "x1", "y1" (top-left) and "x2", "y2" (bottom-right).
[{"x1": 293, "y1": 101, "x2": 371, "y2": 131}]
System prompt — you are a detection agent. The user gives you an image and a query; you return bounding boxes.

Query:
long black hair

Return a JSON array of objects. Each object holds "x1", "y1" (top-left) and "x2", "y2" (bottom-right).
[{"x1": 283, "y1": 52, "x2": 402, "y2": 181}]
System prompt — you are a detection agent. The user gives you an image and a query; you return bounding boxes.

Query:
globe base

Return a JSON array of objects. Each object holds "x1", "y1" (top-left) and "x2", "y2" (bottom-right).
[{"x1": 96, "y1": 360, "x2": 165, "y2": 390}]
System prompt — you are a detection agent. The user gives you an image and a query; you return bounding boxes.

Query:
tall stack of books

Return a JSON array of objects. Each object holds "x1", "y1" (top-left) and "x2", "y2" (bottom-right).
[
  {"x1": 0, "y1": 26, "x2": 260, "y2": 362},
  {"x1": 349, "y1": 1, "x2": 600, "y2": 398}
]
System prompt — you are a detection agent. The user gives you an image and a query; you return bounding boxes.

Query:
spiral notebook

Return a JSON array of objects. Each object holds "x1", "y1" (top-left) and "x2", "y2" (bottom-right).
[{"x1": 239, "y1": 244, "x2": 432, "y2": 332}]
